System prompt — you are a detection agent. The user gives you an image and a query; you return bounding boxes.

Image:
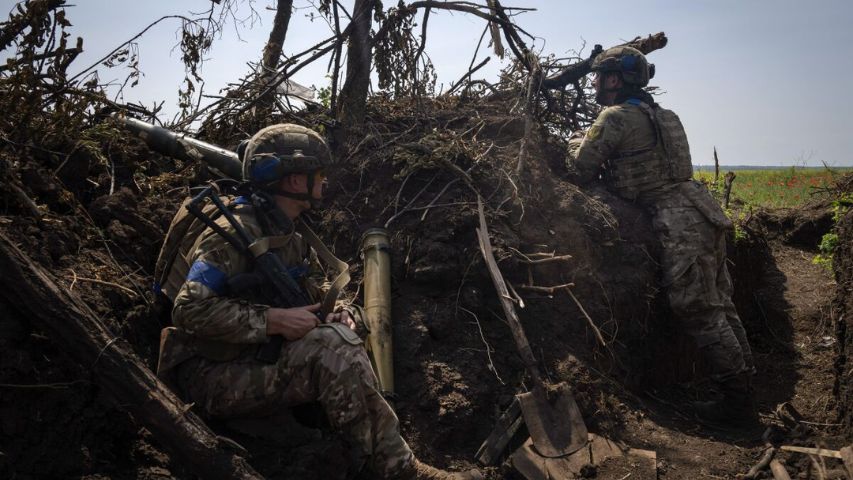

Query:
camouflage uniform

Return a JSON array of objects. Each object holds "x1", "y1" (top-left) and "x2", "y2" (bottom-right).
[
  {"x1": 567, "y1": 99, "x2": 754, "y2": 381},
  {"x1": 157, "y1": 200, "x2": 413, "y2": 478}
]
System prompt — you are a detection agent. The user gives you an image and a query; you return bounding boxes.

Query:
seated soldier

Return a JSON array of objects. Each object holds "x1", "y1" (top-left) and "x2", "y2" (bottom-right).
[{"x1": 155, "y1": 124, "x2": 482, "y2": 480}]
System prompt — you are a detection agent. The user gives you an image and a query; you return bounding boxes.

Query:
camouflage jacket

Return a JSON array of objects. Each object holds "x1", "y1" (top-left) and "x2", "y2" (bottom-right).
[
  {"x1": 568, "y1": 101, "x2": 657, "y2": 185},
  {"x1": 567, "y1": 100, "x2": 731, "y2": 229},
  {"x1": 157, "y1": 197, "x2": 361, "y2": 377}
]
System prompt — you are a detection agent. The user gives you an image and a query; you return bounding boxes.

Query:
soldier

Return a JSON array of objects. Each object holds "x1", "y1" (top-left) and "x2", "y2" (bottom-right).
[
  {"x1": 156, "y1": 124, "x2": 482, "y2": 479},
  {"x1": 566, "y1": 47, "x2": 756, "y2": 425}
]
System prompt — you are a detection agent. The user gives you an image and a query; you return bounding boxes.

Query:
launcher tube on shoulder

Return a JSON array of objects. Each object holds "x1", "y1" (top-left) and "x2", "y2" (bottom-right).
[{"x1": 112, "y1": 113, "x2": 243, "y2": 179}]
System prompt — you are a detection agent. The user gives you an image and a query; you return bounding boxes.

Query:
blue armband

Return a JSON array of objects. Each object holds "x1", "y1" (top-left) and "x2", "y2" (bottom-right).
[{"x1": 186, "y1": 260, "x2": 227, "y2": 294}]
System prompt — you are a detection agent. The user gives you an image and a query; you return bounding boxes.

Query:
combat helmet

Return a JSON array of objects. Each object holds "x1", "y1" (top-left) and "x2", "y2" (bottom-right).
[
  {"x1": 591, "y1": 46, "x2": 654, "y2": 87},
  {"x1": 239, "y1": 123, "x2": 332, "y2": 191}
]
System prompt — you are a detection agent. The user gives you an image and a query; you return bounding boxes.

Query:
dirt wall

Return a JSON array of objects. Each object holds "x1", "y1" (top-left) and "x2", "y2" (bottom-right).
[{"x1": 833, "y1": 209, "x2": 853, "y2": 434}]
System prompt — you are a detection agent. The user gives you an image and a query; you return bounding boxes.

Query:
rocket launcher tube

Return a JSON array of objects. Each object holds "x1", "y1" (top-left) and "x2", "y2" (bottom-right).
[
  {"x1": 361, "y1": 228, "x2": 394, "y2": 397},
  {"x1": 113, "y1": 114, "x2": 243, "y2": 180}
]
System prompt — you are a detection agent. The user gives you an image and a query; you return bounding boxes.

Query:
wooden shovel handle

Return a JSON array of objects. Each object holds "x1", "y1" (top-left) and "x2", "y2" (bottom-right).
[{"x1": 476, "y1": 197, "x2": 544, "y2": 388}]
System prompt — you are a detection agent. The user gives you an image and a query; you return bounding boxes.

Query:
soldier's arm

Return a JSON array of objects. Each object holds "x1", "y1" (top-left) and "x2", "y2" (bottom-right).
[
  {"x1": 566, "y1": 108, "x2": 623, "y2": 185},
  {"x1": 171, "y1": 227, "x2": 270, "y2": 344}
]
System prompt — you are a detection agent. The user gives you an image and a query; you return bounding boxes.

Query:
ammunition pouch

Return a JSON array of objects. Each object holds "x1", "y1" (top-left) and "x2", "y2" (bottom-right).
[
  {"x1": 605, "y1": 149, "x2": 671, "y2": 200},
  {"x1": 679, "y1": 181, "x2": 733, "y2": 230}
]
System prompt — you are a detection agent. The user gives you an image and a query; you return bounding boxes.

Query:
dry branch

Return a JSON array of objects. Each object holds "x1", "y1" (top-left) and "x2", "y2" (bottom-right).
[
  {"x1": 515, "y1": 254, "x2": 572, "y2": 265},
  {"x1": 565, "y1": 287, "x2": 607, "y2": 348},
  {"x1": 516, "y1": 283, "x2": 574, "y2": 295},
  {"x1": 740, "y1": 446, "x2": 776, "y2": 479},
  {"x1": 769, "y1": 460, "x2": 792, "y2": 480},
  {"x1": 447, "y1": 57, "x2": 491, "y2": 95},
  {"x1": 0, "y1": 0, "x2": 66, "y2": 53},
  {"x1": 0, "y1": 231, "x2": 262, "y2": 479},
  {"x1": 723, "y1": 171, "x2": 736, "y2": 209},
  {"x1": 780, "y1": 445, "x2": 842, "y2": 459},
  {"x1": 713, "y1": 146, "x2": 720, "y2": 185}
]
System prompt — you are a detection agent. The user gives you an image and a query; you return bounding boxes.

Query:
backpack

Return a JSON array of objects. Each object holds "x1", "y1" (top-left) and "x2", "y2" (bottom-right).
[{"x1": 153, "y1": 195, "x2": 232, "y2": 302}]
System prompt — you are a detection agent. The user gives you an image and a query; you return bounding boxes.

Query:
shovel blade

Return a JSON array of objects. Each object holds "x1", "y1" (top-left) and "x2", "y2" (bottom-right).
[{"x1": 517, "y1": 382, "x2": 588, "y2": 458}]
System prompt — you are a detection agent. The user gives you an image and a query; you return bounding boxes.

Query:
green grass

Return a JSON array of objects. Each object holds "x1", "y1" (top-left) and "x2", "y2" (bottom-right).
[{"x1": 693, "y1": 167, "x2": 853, "y2": 208}]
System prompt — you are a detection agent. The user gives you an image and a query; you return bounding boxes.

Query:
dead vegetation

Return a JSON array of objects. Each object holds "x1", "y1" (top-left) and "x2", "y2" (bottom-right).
[{"x1": 1, "y1": 1, "x2": 853, "y2": 479}]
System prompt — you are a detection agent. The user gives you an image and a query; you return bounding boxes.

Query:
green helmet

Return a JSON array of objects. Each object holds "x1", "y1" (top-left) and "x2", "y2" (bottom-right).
[
  {"x1": 240, "y1": 123, "x2": 332, "y2": 188},
  {"x1": 591, "y1": 46, "x2": 653, "y2": 87}
]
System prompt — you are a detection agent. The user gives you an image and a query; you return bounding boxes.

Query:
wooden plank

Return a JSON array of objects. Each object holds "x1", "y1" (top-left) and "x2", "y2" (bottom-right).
[
  {"x1": 511, "y1": 434, "x2": 656, "y2": 479},
  {"x1": 476, "y1": 397, "x2": 524, "y2": 466}
]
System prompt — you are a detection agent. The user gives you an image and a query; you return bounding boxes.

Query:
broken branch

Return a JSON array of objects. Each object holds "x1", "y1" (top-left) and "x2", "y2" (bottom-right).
[
  {"x1": 779, "y1": 445, "x2": 841, "y2": 459},
  {"x1": 565, "y1": 287, "x2": 608, "y2": 348},
  {"x1": 515, "y1": 283, "x2": 575, "y2": 295}
]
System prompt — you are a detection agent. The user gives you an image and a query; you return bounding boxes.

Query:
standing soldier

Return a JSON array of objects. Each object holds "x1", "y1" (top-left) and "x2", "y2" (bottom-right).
[
  {"x1": 566, "y1": 47, "x2": 756, "y2": 425},
  {"x1": 155, "y1": 124, "x2": 482, "y2": 479}
]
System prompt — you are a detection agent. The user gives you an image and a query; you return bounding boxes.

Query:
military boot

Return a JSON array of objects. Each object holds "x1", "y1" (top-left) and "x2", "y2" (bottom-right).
[
  {"x1": 692, "y1": 373, "x2": 757, "y2": 427},
  {"x1": 399, "y1": 459, "x2": 484, "y2": 480}
]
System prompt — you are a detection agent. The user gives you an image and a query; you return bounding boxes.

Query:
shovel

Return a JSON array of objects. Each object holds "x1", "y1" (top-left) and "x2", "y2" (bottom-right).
[{"x1": 475, "y1": 198, "x2": 588, "y2": 459}]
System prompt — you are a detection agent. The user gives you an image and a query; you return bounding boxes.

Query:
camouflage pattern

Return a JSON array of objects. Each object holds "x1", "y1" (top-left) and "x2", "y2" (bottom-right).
[
  {"x1": 176, "y1": 325, "x2": 413, "y2": 477},
  {"x1": 242, "y1": 123, "x2": 332, "y2": 186},
  {"x1": 158, "y1": 201, "x2": 414, "y2": 477},
  {"x1": 567, "y1": 100, "x2": 754, "y2": 380},
  {"x1": 568, "y1": 100, "x2": 692, "y2": 200},
  {"x1": 591, "y1": 46, "x2": 652, "y2": 87}
]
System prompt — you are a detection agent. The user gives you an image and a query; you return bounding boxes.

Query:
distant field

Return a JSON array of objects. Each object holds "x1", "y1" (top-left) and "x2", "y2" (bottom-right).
[{"x1": 692, "y1": 167, "x2": 852, "y2": 208}]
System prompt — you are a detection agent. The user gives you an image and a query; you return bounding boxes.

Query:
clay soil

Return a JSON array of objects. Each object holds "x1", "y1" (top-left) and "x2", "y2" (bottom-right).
[{"x1": 1, "y1": 97, "x2": 850, "y2": 480}]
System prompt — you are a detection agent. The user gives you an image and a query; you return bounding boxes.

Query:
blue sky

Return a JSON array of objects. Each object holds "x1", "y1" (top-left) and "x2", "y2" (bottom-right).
[{"x1": 4, "y1": 0, "x2": 851, "y2": 166}]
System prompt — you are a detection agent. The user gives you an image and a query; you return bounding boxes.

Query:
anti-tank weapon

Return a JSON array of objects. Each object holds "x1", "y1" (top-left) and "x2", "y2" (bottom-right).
[
  {"x1": 542, "y1": 33, "x2": 669, "y2": 91},
  {"x1": 115, "y1": 114, "x2": 243, "y2": 179}
]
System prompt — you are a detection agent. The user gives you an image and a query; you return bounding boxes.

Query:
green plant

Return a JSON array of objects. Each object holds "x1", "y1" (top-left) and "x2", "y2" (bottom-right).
[
  {"x1": 316, "y1": 85, "x2": 331, "y2": 108},
  {"x1": 724, "y1": 206, "x2": 750, "y2": 244},
  {"x1": 812, "y1": 192, "x2": 852, "y2": 271},
  {"x1": 813, "y1": 232, "x2": 838, "y2": 270}
]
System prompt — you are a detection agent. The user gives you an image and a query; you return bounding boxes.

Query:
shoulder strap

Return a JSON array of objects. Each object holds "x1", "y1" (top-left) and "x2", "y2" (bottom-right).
[{"x1": 296, "y1": 220, "x2": 350, "y2": 317}]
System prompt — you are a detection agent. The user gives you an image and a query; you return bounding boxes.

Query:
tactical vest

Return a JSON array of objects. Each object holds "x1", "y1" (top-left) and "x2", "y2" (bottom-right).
[{"x1": 603, "y1": 99, "x2": 694, "y2": 200}]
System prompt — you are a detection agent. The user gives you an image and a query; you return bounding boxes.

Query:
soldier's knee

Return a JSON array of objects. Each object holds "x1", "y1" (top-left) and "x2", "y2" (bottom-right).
[
  {"x1": 304, "y1": 326, "x2": 344, "y2": 347},
  {"x1": 303, "y1": 324, "x2": 364, "y2": 352}
]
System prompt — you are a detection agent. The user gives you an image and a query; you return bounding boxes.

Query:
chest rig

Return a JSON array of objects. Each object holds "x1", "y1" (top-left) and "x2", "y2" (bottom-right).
[{"x1": 604, "y1": 99, "x2": 694, "y2": 200}]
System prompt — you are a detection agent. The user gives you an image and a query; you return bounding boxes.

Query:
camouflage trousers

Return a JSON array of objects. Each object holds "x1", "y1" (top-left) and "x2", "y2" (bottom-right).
[
  {"x1": 176, "y1": 324, "x2": 413, "y2": 478},
  {"x1": 652, "y1": 206, "x2": 755, "y2": 381}
]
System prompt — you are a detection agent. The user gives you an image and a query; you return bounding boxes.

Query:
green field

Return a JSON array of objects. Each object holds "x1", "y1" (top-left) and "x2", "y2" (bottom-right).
[{"x1": 693, "y1": 167, "x2": 852, "y2": 208}]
